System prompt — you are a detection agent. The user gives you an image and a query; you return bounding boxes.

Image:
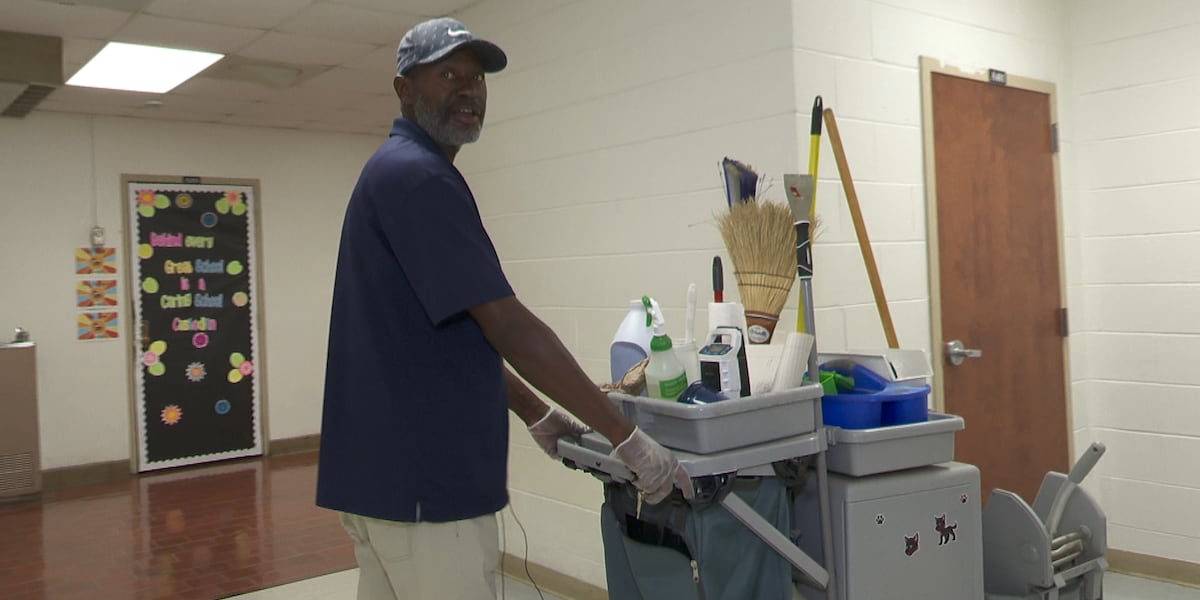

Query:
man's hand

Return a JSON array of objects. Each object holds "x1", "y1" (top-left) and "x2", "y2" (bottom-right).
[
  {"x1": 611, "y1": 427, "x2": 694, "y2": 504},
  {"x1": 527, "y1": 407, "x2": 590, "y2": 459}
]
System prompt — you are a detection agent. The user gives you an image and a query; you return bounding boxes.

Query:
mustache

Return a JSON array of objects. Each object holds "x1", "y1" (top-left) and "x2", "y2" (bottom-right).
[{"x1": 447, "y1": 101, "x2": 484, "y2": 117}]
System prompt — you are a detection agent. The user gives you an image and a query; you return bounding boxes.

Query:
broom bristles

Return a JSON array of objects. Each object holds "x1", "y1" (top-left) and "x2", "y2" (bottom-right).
[{"x1": 717, "y1": 199, "x2": 797, "y2": 318}]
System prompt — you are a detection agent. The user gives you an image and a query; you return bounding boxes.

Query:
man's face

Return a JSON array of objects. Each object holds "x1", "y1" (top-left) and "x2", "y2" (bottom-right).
[{"x1": 401, "y1": 48, "x2": 488, "y2": 147}]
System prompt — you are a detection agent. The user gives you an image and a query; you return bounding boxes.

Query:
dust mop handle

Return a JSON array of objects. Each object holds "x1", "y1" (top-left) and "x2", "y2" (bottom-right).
[
  {"x1": 823, "y1": 107, "x2": 900, "y2": 349},
  {"x1": 808, "y1": 96, "x2": 823, "y2": 220},
  {"x1": 797, "y1": 96, "x2": 823, "y2": 335}
]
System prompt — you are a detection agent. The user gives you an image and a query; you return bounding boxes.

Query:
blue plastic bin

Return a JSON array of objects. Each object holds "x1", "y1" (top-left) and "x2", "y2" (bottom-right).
[{"x1": 820, "y1": 363, "x2": 930, "y2": 429}]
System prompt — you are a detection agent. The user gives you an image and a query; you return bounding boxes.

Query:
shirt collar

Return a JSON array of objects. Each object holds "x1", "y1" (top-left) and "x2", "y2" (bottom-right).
[{"x1": 390, "y1": 117, "x2": 444, "y2": 156}]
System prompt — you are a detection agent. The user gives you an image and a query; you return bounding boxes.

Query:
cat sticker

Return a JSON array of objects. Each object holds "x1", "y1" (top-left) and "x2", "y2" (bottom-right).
[
  {"x1": 904, "y1": 532, "x2": 920, "y2": 556},
  {"x1": 935, "y1": 514, "x2": 958, "y2": 545}
]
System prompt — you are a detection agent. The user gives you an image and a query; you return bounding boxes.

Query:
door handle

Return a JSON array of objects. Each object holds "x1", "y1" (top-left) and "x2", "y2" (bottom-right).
[{"x1": 945, "y1": 340, "x2": 982, "y2": 366}]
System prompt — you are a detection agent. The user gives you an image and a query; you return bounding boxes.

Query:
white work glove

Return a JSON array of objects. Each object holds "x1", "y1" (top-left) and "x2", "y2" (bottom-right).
[
  {"x1": 527, "y1": 407, "x2": 590, "y2": 460},
  {"x1": 611, "y1": 427, "x2": 694, "y2": 504}
]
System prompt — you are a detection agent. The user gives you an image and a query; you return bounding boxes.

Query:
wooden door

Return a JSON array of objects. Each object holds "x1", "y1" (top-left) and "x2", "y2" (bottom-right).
[
  {"x1": 123, "y1": 176, "x2": 267, "y2": 472},
  {"x1": 922, "y1": 60, "x2": 1070, "y2": 504}
]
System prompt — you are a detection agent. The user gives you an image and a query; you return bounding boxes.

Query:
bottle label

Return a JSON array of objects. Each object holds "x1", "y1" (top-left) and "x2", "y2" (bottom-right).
[{"x1": 658, "y1": 373, "x2": 688, "y2": 400}]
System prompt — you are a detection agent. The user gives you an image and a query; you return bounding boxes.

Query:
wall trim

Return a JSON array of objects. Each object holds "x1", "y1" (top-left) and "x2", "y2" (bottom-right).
[
  {"x1": 1109, "y1": 549, "x2": 1200, "y2": 589},
  {"x1": 42, "y1": 435, "x2": 321, "y2": 490},
  {"x1": 501, "y1": 553, "x2": 606, "y2": 600},
  {"x1": 268, "y1": 434, "x2": 321, "y2": 456},
  {"x1": 42, "y1": 459, "x2": 131, "y2": 490}
]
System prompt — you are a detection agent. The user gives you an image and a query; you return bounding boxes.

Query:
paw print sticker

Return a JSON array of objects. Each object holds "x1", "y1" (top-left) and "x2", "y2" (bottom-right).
[
  {"x1": 875, "y1": 514, "x2": 885, "y2": 526},
  {"x1": 961, "y1": 494, "x2": 969, "y2": 504}
]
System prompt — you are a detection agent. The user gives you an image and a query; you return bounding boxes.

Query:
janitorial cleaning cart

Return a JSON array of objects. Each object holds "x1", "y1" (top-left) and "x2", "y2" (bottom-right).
[
  {"x1": 559, "y1": 382, "x2": 839, "y2": 599},
  {"x1": 561, "y1": 352, "x2": 1109, "y2": 600}
]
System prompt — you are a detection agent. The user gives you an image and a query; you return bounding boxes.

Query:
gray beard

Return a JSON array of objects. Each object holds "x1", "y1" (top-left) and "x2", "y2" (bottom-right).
[{"x1": 412, "y1": 95, "x2": 481, "y2": 147}]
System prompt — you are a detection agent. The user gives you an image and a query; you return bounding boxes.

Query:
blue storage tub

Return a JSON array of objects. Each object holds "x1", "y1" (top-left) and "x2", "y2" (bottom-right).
[{"x1": 820, "y1": 363, "x2": 930, "y2": 429}]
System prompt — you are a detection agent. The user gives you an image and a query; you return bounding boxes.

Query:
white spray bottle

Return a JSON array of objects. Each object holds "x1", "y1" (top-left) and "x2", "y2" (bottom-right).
[
  {"x1": 642, "y1": 295, "x2": 688, "y2": 401},
  {"x1": 610, "y1": 299, "x2": 653, "y2": 383}
]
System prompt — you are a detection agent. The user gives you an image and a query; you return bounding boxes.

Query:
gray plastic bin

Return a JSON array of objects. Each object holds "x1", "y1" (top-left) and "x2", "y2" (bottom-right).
[
  {"x1": 825, "y1": 412, "x2": 964, "y2": 476},
  {"x1": 608, "y1": 384, "x2": 821, "y2": 454}
]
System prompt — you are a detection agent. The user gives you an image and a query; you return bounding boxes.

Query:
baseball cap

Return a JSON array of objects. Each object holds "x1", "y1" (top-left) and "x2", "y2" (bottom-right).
[{"x1": 396, "y1": 17, "x2": 507, "y2": 76}]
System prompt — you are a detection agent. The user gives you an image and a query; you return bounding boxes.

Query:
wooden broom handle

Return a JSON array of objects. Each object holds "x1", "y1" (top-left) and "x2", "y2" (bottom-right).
[{"x1": 823, "y1": 108, "x2": 900, "y2": 349}]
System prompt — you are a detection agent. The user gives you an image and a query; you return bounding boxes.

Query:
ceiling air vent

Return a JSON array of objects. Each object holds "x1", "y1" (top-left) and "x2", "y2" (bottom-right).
[{"x1": 0, "y1": 31, "x2": 63, "y2": 118}]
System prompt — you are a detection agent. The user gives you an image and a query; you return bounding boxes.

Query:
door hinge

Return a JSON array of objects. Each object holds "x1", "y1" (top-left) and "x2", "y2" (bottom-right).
[
  {"x1": 1051, "y1": 123, "x2": 1059, "y2": 153},
  {"x1": 1059, "y1": 307, "x2": 1069, "y2": 337}
]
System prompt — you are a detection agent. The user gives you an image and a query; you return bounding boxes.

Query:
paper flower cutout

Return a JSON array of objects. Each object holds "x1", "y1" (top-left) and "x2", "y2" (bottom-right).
[
  {"x1": 185, "y1": 362, "x2": 206, "y2": 383},
  {"x1": 215, "y1": 399, "x2": 231, "y2": 415},
  {"x1": 175, "y1": 193, "x2": 193, "y2": 209},
  {"x1": 216, "y1": 191, "x2": 247, "y2": 216},
  {"x1": 193, "y1": 332, "x2": 209, "y2": 349},
  {"x1": 161, "y1": 404, "x2": 182, "y2": 425},
  {"x1": 143, "y1": 340, "x2": 168, "y2": 376},
  {"x1": 228, "y1": 352, "x2": 254, "y2": 383},
  {"x1": 137, "y1": 190, "x2": 171, "y2": 218}
]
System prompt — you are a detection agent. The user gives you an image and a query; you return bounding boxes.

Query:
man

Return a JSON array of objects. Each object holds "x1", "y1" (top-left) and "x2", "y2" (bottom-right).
[{"x1": 316, "y1": 17, "x2": 691, "y2": 599}]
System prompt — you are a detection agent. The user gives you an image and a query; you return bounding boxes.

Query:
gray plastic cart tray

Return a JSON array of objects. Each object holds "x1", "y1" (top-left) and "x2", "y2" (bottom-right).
[
  {"x1": 608, "y1": 383, "x2": 822, "y2": 454},
  {"x1": 825, "y1": 412, "x2": 964, "y2": 476}
]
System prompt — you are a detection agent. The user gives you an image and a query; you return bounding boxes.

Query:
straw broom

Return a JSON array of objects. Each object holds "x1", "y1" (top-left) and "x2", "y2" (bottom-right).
[{"x1": 717, "y1": 198, "x2": 797, "y2": 344}]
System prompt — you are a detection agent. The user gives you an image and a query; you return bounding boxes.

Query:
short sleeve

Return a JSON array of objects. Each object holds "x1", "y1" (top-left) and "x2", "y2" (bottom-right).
[{"x1": 369, "y1": 172, "x2": 512, "y2": 325}]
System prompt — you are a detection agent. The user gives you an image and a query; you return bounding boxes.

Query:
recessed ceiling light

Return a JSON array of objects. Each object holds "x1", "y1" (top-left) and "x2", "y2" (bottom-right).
[{"x1": 67, "y1": 42, "x2": 223, "y2": 94}]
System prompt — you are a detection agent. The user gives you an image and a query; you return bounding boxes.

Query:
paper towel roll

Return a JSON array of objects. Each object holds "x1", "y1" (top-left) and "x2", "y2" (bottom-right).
[
  {"x1": 745, "y1": 343, "x2": 783, "y2": 395},
  {"x1": 707, "y1": 302, "x2": 748, "y2": 335},
  {"x1": 771, "y1": 332, "x2": 815, "y2": 391}
]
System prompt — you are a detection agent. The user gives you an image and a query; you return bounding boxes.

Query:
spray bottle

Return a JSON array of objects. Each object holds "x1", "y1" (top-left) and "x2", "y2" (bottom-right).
[{"x1": 642, "y1": 295, "x2": 688, "y2": 401}]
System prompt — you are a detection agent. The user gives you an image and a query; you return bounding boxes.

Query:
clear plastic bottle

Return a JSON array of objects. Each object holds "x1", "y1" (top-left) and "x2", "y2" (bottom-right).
[{"x1": 642, "y1": 296, "x2": 688, "y2": 401}]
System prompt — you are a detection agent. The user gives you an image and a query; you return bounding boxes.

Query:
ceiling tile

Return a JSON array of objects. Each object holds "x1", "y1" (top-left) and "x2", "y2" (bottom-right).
[
  {"x1": 141, "y1": 93, "x2": 263, "y2": 117},
  {"x1": 111, "y1": 13, "x2": 264, "y2": 53},
  {"x1": 298, "y1": 66, "x2": 391, "y2": 95},
  {"x1": 278, "y1": 2, "x2": 411, "y2": 46},
  {"x1": 62, "y1": 37, "x2": 108, "y2": 65},
  {"x1": 340, "y1": 43, "x2": 398, "y2": 73},
  {"x1": 237, "y1": 32, "x2": 375, "y2": 66},
  {"x1": 170, "y1": 77, "x2": 277, "y2": 102},
  {"x1": 328, "y1": 0, "x2": 476, "y2": 17},
  {"x1": 0, "y1": 0, "x2": 131, "y2": 39},
  {"x1": 43, "y1": 84, "x2": 151, "y2": 109},
  {"x1": 219, "y1": 112, "x2": 313, "y2": 131},
  {"x1": 143, "y1": 0, "x2": 315, "y2": 29},
  {"x1": 41, "y1": 0, "x2": 149, "y2": 11},
  {"x1": 259, "y1": 84, "x2": 381, "y2": 109},
  {"x1": 41, "y1": 102, "x2": 138, "y2": 118}
]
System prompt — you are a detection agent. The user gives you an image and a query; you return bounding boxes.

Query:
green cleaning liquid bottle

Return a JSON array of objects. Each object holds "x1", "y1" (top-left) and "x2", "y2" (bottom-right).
[{"x1": 642, "y1": 295, "x2": 688, "y2": 401}]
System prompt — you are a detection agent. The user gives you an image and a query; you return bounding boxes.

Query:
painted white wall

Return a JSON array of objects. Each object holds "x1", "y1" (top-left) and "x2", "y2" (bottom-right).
[
  {"x1": 1067, "y1": 0, "x2": 1200, "y2": 566},
  {"x1": 0, "y1": 111, "x2": 378, "y2": 469}
]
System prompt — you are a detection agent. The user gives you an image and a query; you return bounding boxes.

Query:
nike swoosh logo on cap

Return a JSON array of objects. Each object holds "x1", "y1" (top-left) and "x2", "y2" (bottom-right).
[{"x1": 447, "y1": 28, "x2": 470, "y2": 37}]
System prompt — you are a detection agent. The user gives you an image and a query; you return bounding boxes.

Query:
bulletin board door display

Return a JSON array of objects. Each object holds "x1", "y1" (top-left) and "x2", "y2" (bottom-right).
[{"x1": 124, "y1": 176, "x2": 265, "y2": 472}]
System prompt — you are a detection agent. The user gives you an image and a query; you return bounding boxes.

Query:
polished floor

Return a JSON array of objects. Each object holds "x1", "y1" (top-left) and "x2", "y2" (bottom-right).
[
  {"x1": 0, "y1": 452, "x2": 354, "y2": 600},
  {"x1": 2, "y1": 450, "x2": 1197, "y2": 600}
]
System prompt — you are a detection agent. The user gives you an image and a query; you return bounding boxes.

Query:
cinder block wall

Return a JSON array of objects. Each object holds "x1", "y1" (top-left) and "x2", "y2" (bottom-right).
[{"x1": 1067, "y1": 0, "x2": 1200, "y2": 567}]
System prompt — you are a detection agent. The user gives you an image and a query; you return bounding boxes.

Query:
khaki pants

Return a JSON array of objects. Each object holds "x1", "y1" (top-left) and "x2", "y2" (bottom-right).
[{"x1": 339, "y1": 511, "x2": 500, "y2": 600}]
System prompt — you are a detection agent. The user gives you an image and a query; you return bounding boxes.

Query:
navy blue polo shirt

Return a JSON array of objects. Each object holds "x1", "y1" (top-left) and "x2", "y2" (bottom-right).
[{"x1": 317, "y1": 118, "x2": 514, "y2": 523}]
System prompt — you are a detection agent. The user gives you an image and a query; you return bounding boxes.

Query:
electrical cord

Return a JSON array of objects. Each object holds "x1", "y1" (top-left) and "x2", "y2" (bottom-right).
[
  {"x1": 500, "y1": 510, "x2": 506, "y2": 599},
  {"x1": 508, "y1": 504, "x2": 546, "y2": 600}
]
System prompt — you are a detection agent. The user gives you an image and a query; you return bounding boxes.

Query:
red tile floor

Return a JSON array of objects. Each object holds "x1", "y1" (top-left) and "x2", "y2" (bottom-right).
[{"x1": 0, "y1": 452, "x2": 355, "y2": 600}]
